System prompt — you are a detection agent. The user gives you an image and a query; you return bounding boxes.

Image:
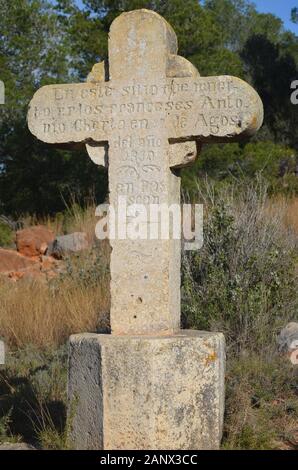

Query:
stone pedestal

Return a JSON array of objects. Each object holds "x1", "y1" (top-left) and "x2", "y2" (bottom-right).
[{"x1": 67, "y1": 331, "x2": 225, "y2": 450}]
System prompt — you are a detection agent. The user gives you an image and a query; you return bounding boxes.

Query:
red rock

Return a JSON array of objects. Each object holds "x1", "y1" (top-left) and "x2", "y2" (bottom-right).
[
  {"x1": 0, "y1": 248, "x2": 64, "y2": 283},
  {"x1": 16, "y1": 226, "x2": 55, "y2": 257},
  {"x1": 0, "y1": 248, "x2": 39, "y2": 272}
]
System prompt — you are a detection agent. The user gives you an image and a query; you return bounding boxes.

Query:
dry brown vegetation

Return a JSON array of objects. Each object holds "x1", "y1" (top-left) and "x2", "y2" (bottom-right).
[
  {"x1": 266, "y1": 196, "x2": 298, "y2": 236},
  {"x1": 0, "y1": 276, "x2": 109, "y2": 349},
  {"x1": 0, "y1": 200, "x2": 111, "y2": 348},
  {"x1": 0, "y1": 242, "x2": 110, "y2": 349},
  {"x1": 182, "y1": 179, "x2": 298, "y2": 449},
  {"x1": 22, "y1": 201, "x2": 98, "y2": 243},
  {"x1": 0, "y1": 182, "x2": 297, "y2": 449}
]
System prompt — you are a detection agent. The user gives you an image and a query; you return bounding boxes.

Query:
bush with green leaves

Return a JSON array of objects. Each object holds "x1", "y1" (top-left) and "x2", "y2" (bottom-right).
[
  {"x1": 182, "y1": 141, "x2": 297, "y2": 197},
  {"x1": 0, "y1": 221, "x2": 13, "y2": 247},
  {"x1": 222, "y1": 354, "x2": 297, "y2": 449},
  {"x1": 182, "y1": 177, "x2": 298, "y2": 353},
  {"x1": 57, "y1": 243, "x2": 110, "y2": 289},
  {"x1": 0, "y1": 346, "x2": 68, "y2": 448}
]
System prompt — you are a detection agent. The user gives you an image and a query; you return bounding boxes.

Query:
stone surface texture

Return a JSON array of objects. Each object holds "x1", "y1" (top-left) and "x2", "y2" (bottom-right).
[
  {"x1": 47, "y1": 232, "x2": 89, "y2": 258},
  {"x1": 278, "y1": 322, "x2": 298, "y2": 366},
  {"x1": 0, "y1": 247, "x2": 64, "y2": 283},
  {"x1": 0, "y1": 248, "x2": 39, "y2": 272},
  {"x1": 0, "y1": 442, "x2": 36, "y2": 450},
  {"x1": 68, "y1": 331, "x2": 226, "y2": 450},
  {"x1": 278, "y1": 322, "x2": 298, "y2": 352}
]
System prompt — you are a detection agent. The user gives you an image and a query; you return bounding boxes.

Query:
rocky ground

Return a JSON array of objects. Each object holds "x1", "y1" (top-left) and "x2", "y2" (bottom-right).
[
  {"x1": 0, "y1": 442, "x2": 36, "y2": 450},
  {"x1": 0, "y1": 226, "x2": 89, "y2": 282}
]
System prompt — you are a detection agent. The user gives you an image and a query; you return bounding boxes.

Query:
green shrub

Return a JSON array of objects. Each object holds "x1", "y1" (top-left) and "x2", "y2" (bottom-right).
[
  {"x1": 57, "y1": 242, "x2": 110, "y2": 290},
  {"x1": 182, "y1": 177, "x2": 298, "y2": 353},
  {"x1": 0, "y1": 345, "x2": 67, "y2": 447},
  {"x1": 182, "y1": 176, "x2": 298, "y2": 449},
  {"x1": 182, "y1": 142, "x2": 298, "y2": 197},
  {"x1": 222, "y1": 354, "x2": 297, "y2": 449},
  {"x1": 0, "y1": 221, "x2": 13, "y2": 247}
]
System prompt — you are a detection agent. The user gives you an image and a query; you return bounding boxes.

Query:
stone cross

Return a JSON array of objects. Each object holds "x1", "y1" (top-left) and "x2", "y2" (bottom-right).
[{"x1": 28, "y1": 9, "x2": 263, "y2": 336}]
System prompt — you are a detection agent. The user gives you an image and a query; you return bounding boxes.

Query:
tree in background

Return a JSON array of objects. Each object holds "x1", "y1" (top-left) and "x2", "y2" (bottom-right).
[
  {"x1": 0, "y1": 0, "x2": 107, "y2": 216},
  {"x1": 292, "y1": 7, "x2": 298, "y2": 23},
  {"x1": 0, "y1": 0, "x2": 297, "y2": 215}
]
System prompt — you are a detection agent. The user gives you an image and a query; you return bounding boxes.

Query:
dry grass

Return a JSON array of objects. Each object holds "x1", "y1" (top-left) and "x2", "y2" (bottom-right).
[
  {"x1": 266, "y1": 196, "x2": 298, "y2": 236},
  {"x1": 48, "y1": 203, "x2": 98, "y2": 242},
  {"x1": 0, "y1": 201, "x2": 110, "y2": 348},
  {"x1": 223, "y1": 354, "x2": 298, "y2": 450},
  {"x1": 183, "y1": 177, "x2": 298, "y2": 352},
  {"x1": 22, "y1": 201, "x2": 98, "y2": 243},
  {"x1": 0, "y1": 277, "x2": 109, "y2": 349},
  {"x1": 0, "y1": 180, "x2": 297, "y2": 449},
  {"x1": 182, "y1": 177, "x2": 298, "y2": 450},
  {"x1": 0, "y1": 242, "x2": 110, "y2": 349}
]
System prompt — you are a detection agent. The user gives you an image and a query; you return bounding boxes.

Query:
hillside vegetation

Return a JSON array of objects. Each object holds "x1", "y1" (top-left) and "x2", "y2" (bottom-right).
[
  {"x1": 0, "y1": 0, "x2": 297, "y2": 450},
  {"x1": 0, "y1": 179, "x2": 297, "y2": 449}
]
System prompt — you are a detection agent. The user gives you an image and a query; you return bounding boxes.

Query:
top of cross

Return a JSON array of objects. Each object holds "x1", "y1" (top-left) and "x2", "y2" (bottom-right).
[
  {"x1": 109, "y1": 9, "x2": 178, "y2": 80},
  {"x1": 27, "y1": 9, "x2": 263, "y2": 150}
]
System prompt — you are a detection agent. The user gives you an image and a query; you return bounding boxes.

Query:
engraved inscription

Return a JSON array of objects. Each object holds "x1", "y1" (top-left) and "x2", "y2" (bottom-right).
[{"x1": 29, "y1": 76, "x2": 259, "y2": 144}]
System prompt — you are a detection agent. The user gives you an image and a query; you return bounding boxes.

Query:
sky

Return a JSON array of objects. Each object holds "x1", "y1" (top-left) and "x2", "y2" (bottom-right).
[
  {"x1": 254, "y1": 0, "x2": 297, "y2": 33},
  {"x1": 74, "y1": 0, "x2": 297, "y2": 34}
]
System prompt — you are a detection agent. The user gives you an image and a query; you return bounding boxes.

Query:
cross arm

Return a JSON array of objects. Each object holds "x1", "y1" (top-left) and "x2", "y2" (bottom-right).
[
  {"x1": 85, "y1": 61, "x2": 108, "y2": 168},
  {"x1": 166, "y1": 76, "x2": 263, "y2": 143},
  {"x1": 27, "y1": 82, "x2": 114, "y2": 145},
  {"x1": 27, "y1": 75, "x2": 263, "y2": 153}
]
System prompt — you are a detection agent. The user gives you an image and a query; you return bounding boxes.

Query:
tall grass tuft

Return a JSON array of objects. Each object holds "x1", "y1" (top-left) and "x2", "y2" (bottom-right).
[{"x1": 0, "y1": 242, "x2": 110, "y2": 349}]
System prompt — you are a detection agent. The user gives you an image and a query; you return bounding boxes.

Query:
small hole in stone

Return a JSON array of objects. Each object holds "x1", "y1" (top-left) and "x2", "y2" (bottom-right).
[
  {"x1": 144, "y1": 275, "x2": 148, "y2": 279},
  {"x1": 133, "y1": 315, "x2": 137, "y2": 319},
  {"x1": 137, "y1": 297, "x2": 143, "y2": 304}
]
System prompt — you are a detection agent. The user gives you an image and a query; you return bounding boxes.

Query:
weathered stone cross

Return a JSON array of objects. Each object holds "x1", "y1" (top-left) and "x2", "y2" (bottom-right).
[{"x1": 28, "y1": 9, "x2": 263, "y2": 336}]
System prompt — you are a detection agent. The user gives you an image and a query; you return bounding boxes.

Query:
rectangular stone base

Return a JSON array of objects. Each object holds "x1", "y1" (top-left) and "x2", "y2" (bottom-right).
[{"x1": 67, "y1": 330, "x2": 225, "y2": 450}]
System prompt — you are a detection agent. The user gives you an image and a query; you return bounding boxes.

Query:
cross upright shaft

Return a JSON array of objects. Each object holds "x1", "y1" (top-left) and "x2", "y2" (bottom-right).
[
  {"x1": 108, "y1": 11, "x2": 186, "y2": 335},
  {"x1": 28, "y1": 9, "x2": 263, "y2": 336}
]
